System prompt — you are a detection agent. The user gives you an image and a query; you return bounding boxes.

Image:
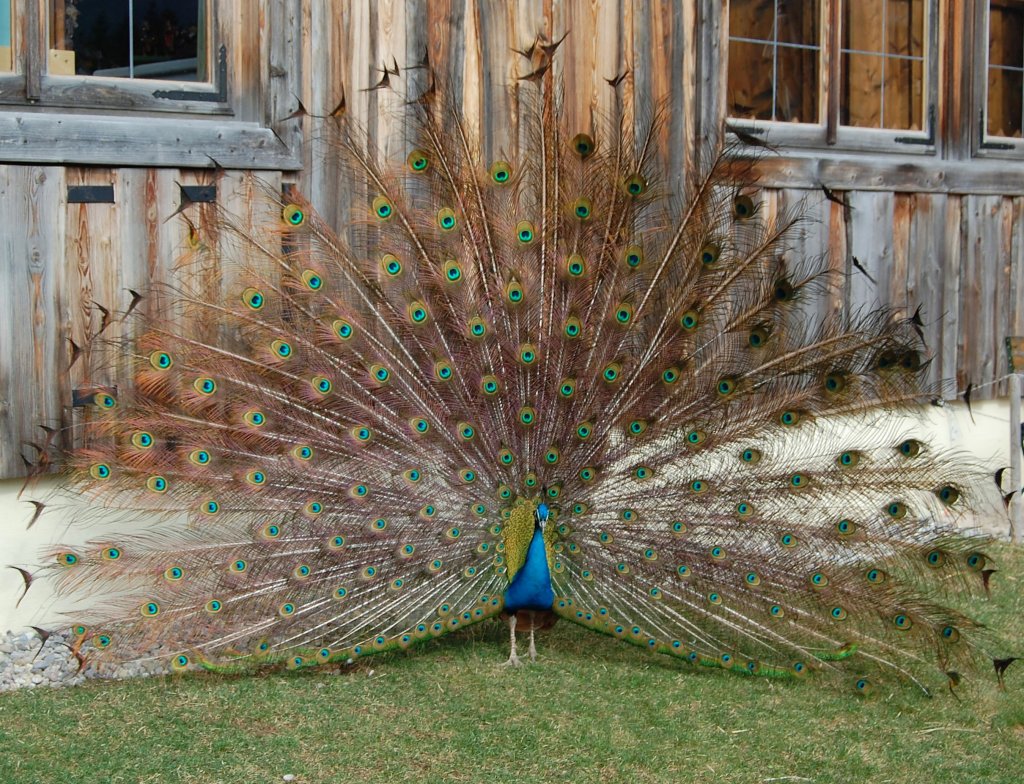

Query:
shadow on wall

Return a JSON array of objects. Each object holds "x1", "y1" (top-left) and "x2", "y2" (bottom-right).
[{"x1": 0, "y1": 398, "x2": 1016, "y2": 634}]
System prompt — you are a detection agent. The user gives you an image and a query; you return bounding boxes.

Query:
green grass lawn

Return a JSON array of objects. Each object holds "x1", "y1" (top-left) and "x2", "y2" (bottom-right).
[{"x1": 2, "y1": 545, "x2": 1023, "y2": 784}]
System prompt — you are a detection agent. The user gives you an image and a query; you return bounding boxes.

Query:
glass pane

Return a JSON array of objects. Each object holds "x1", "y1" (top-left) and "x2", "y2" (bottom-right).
[
  {"x1": 989, "y1": 2, "x2": 1024, "y2": 69},
  {"x1": 728, "y1": 0, "x2": 820, "y2": 123},
  {"x1": 845, "y1": 0, "x2": 885, "y2": 54},
  {"x1": 775, "y1": 45, "x2": 819, "y2": 122},
  {"x1": 0, "y1": 0, "x2": 12, "y2": 72},
  {"x1": 841, "y1": 0, "x2": 926, "y2": 129},
  {"x1": 988, "y1": 1, "x2": 1024, "y2": 137},
  {"x1": 884, "y1": 56, "x2": 923, "y2": 129},
  {"x1": 988, "y1": 67, "x2": 1024, "y2": 138},
  {"x1": 775, "y1": 0, "x2": 820, "y2": 46},
  {"x1": 50, "y1": 0, "x2": 206, "y2": 80},
  {"x1": 841, "y1": 52, "x2": 883, "y2": 127},
  {"x1": 730, "y1": 0, "x2": 775, "y2": 42},
  {"x1": 887, "y1": 0, "x2": 924, "y2": 58},
  {"x1": 728, "y1": 39, "x2": 775, "y2": 120}
]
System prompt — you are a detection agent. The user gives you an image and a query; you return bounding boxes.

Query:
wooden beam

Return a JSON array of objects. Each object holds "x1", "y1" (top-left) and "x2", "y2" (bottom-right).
[{"x1": 0, "y1": 113, "x2": 301, "y2": 170}]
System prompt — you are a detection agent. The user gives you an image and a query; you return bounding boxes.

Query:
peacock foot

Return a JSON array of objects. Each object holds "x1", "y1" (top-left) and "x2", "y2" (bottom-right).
[{"x1": 501, "y1": 653, "x2": 522, "y2": 667}]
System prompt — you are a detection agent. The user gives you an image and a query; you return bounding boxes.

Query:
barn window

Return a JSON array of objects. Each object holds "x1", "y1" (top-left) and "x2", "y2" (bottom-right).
[
  {"x1": 728, "y1": 0, "x2": 821, "y2": 124},
  {"x1": 727, "y1": 0, "x2": 935, "y2": 148},
  {"x1": 0, "y1": 0, "x2": 298, "y2": 169},
  {"x1": 50, "y1": 0, "x2": 206, "y2": 81},
  {"x1": 986, "y1": 0, "x2": 1024, "y2": 139}
]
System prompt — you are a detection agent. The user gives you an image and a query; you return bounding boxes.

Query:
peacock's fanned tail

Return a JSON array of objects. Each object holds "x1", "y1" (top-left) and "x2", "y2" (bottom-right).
[{"x1": 42, "y1": 56, "x2": 998, "y2": 691}]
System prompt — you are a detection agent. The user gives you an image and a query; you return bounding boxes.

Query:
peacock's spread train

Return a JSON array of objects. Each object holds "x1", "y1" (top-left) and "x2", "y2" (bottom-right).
[{"x1": 28, "y1": 42, "x2": 1011, "y2": 693}]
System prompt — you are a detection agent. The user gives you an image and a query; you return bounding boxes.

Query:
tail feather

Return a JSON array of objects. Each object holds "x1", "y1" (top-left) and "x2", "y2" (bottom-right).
[{"x1": 31, "y1": 57, "x2": 1007, "y2": 691}]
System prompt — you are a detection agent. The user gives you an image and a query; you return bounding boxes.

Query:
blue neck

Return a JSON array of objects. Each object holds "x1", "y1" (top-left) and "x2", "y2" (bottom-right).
[{"x1": 503, "y1": 526, "x2": 555, "y2": 612}]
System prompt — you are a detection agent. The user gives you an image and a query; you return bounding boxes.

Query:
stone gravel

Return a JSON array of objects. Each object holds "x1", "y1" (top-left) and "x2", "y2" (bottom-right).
[{"x1": 0, "y1": 628, "x2": 170, "y2": 691}]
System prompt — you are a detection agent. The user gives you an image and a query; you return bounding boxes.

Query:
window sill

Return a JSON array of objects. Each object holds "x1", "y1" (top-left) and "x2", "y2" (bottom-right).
[
  {"x1": 0, "y1": 111, "x2": 300, "y2": 170},
  {"x1": 737, "y1": 147, "x2": 1024, "y2": 196}
]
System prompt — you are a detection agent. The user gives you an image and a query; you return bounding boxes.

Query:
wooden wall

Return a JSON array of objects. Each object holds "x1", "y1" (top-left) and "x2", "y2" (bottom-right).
[{"x1": 1, "y1": 0, "x2": 1021, "y2": 478}]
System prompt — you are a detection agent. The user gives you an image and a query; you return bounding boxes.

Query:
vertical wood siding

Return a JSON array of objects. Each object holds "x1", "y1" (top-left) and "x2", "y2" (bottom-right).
[{"x1": 0, "y1": 0, "x2": 1019, "y2": 477}]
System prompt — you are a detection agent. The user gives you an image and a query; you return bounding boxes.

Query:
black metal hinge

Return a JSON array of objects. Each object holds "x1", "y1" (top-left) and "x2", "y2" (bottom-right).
[
  {"x1": 180, "y1": 185, "x2": 217, "y2": 203},
  {"x1": 895, "y1": 104, "x2": 935, "y2": 146},
  {"x1": 980, "y1": 111, "x2": 1015, "y2": 151},
  {"x1": 153, "y1": 45, "x2": 228, "y2": 103},
  {"x1": 67, "y1": 185, "x2": 114, "y2": 203}
]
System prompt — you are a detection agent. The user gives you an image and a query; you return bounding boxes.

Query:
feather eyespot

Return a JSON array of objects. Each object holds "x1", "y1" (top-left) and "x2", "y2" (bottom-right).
[
  {"x1": 282, "y1": 204, "x2": 305, "y2": 226},
  {"x1": 614, "y1": 303, "x2": 634, "y2": 325},
  {"x1": 571, "y1": 133, "x2": 595, "y2": 157},
  {"x1": 241, "y1": 287, "x2": 265, "y2": 310},
  {"x1": 437, "y1": 207, "x2": 457, "y2": 231},
  {"x1": 623, "y1": 174, "x2": 647, "y2": 196},
  {"x1": 434, "y1": 359, "x2": 454, "y2": 381},
  {"x1": 149, "y1": 350, "x2": 173, "y2": 370},
  {"x1": 623, "y1": 245, "x2": 644, "y2": 269},
  {"x1": 443, "y1": 259, "x2": 463, "y2": 282},
  {"x1": 733, "y1": 194, "x2": 755, "y2": 219},
  {"x1": 146, "y1": 475, "x2": 168, "y2": 493},
  {"x1": 300, "y1": 269, "x2": 323, "y2": 291},
  {"x1": 566, "y1": 254, "x2": 586, "y2": 278},
  {"x1": 332, "y1": 319, "x2": 354, "y2": 340},
  {"x1": 89, "y1": 463, "x2": 112, "y2": 480},
  {"x1": 898, "y1": 439, "x2": 922, "y2": 457},
  {"x1": 407, "y1": 149, "x2": 430, "y2": 172},
  {"x1": 489, "y1": 161, "x2": 512, "y2": 183},
  {"x1": 505, "y1": 279, "x2": 525, "y2": 304},
  {"x1": 515, "y1": 221, "x2": 535, "y2": 244},
  {"x1": 571, "y1": 198, "x2": 593, "y2": 220},
  {"x1": 381, "y1": 253, "x2": 403, "y2": 278},
  {"x1": 371, "y1": 196, "x2": 394, "y2": 220}
]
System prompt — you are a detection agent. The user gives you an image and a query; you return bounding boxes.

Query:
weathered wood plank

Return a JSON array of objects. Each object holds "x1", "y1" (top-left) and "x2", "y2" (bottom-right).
[
  {"x1": 748, "y1": 152, "x2": 1024, "y2": 197},
  {"x1": 0, "y1": 113, "x2": 298, "y2": 170},
  {"x1": 847, "y1": 191, "x2": 895, "y2": 314},
  {"x1": 959, "y1": 195, "x2": 1003, "y2": 392}
]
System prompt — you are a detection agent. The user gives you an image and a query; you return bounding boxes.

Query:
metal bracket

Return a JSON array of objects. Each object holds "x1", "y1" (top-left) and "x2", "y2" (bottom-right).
[
  {"x1": 180, "y1": 184, "x2": 216, "y2": 203},
  {"x1": 153, "y1": 45, "x2": 228, "y2": 103},
  {"x1": 895, "y1": 104, "x2": 936, "y2": 146},
  {"x1": 980, "y1": 111, "x2": 1015, "y2": 151},
  {"x1": 67, "y1": 185, "x2": 114, "y2": 204}
]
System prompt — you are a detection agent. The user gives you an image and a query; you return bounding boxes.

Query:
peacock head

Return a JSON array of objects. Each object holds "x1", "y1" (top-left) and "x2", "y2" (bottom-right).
[{"x1": 535, "y1": 501, "x2": 549, "y2": 527}]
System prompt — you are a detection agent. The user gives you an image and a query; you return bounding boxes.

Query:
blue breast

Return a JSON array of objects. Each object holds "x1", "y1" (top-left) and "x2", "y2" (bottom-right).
[{"x1": 503, "y1": 527, "x2": 555, "y2": 612}]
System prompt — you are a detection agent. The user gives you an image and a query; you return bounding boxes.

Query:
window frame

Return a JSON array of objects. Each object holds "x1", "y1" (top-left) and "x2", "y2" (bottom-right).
[
  {"x1": 0, "y1": 0, "x2": 300, "y2": 170},
  {"x1": 973, "y1": 0, "x2": 1024, "y2": 158},
  {"x1": 723, "y1": 0, "x2": 940, "y2": 156}
]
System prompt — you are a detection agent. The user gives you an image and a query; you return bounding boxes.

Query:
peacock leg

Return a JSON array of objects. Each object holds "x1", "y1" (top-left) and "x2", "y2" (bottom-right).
[
  {"x1": 527, "y1": 611, "x2": 538, "y2": 662},
  {"x1": 502, "y1": 613, "x2": 521, "y2": 666}
]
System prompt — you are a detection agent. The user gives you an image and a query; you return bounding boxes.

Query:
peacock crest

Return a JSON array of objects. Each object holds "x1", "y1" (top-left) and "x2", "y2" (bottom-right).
[{"x1": 26, "y1": 39, "x2": 1009, "y2": 694}]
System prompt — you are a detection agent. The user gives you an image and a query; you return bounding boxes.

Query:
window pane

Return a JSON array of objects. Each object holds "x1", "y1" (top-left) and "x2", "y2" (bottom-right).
[
  {"x1": 988, "y1": 1, "x2": 1024, "y2": 137},
  {"x1": 841, "y1": 0, "x2": 926, "y2": 129},
  {"x1": 887, "y1": 0, "x2": 924, "y2": 58},
  {"x1": 50, "y1": 0, "x2": 206, "y2": 80},
  {"x1": 728, "y1": 40, "x2": 775, "y2": 120},
  {"x1": 0, "y1": 0, "x2": 12, "y2": 72},
  {"x1": 728, "y1": 0, "x2": 820, "y2": 123},
  {"x1": 730, "y1": 0, "x2": 775, "y2": 41},
  {"x1": 841, "y1": 53, "x2": 883, "y2": 127}
]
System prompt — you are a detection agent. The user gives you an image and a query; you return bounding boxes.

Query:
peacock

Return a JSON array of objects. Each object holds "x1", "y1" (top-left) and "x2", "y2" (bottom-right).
[{"x1": 21, "y1": 41, "x2": 1012, "y2": 695}]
